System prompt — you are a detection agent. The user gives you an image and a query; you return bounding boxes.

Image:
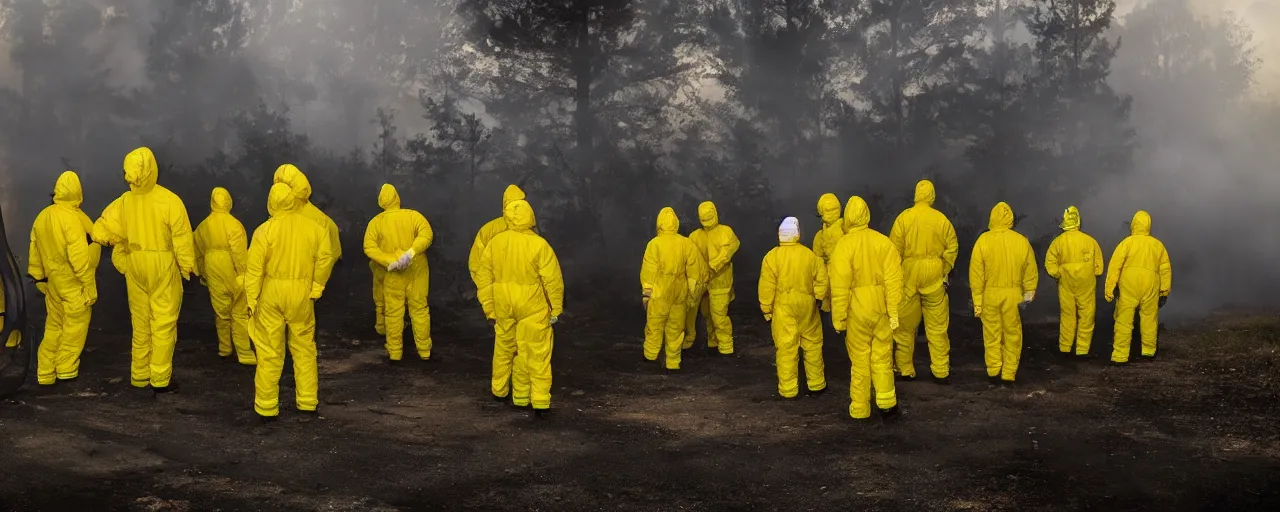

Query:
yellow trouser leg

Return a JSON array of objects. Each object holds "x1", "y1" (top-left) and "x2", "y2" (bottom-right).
[
  {"x1": 288, "y1": 305, "x2": 320, "y2": 412},
  {"x1": 920, "y1": 284, "x2": 950, "y2": 378},
  {"x1": 682, "y1": 292, "x2": 702, "y2": 349},
  {"x1": 643, "y1": 304, "x2": 668, "y2": 362},
  {"x1": 708, "y1": 288, "x2": 733, "y2": 354},
  {"x1": 147, "y1": 270, "x2": 183, "y2": 389},
  {"x1": 253, "y1": 300, "x2": 287, "y2": 417},
  {"x1": 492, "y1": 319, "x2": 518, "y2": 398},
  {"x1": 37, "y1": 294, "x2": 66, "y2": 385},
  {"x1": 126, "y1": 277, "x2": 153, "y2": 388},
  {"x1": 798, "y1": 304, "x2": 826, "y2": 392},
  {"x1": 230, "y1": 290, "x2": 256, "y2": 364},
  {"x1": 772, "y1": 307, "x2": 800, "y2": 398},
  {"x1": 211, "y1": 284, "x2": 235, "y2": 357},
  {"x1": 519, "y1": 312, "x2": 555, "y2": 410},
  {"x1": 1111, "y1": 290, "x2": 1139, "y2": 363},
  {"x1": 980, "y1": 292, "x2": 1007, "y2": 378},
  {"x1": 999, "y1": 296, "x2": 1023, "y2": 382},
  {"x1": 1074, "y1": 286, "x2": 1097, "y2": 355},
  {"x1": 893, "y1": 293, "x2": 923, "y2": 378},
  {"x1": 383, "y1": 273, "x2": 408, "y2": 360},
  {"x1": 408, "y1": 264, "x2": 432, "y2": 360},
  {"x1": 55, "y1": 301, "x2": 90, "y2": 381},
  {"x1": 1057, "y1": 284, "x2": 1078, "y2": 353},
  {"x1": 1139, "y1": 295, "x2": 1160, "y2": 357},
  {"x1": 373, "y1": 264, "x2": 386, "y2": 336},
  {"x1": 664, "y1": 302, "x2": 686, "y2": 370}
]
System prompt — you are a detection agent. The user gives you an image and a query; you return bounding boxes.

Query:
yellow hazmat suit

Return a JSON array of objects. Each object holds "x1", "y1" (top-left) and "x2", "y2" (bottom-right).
[
  {"x1": 889, "y1": 180, "x2": 958, "y2": 380},
  {"x1": 28, "y1": 171, "x2": 103, "y2": 384},
  {"x1": 640, "y1": 208, "x2": 707, "y2": 370},
  {"x1": 469, "y1": 185, "x2": 527, "y2": 292},
  {"x1": 272, "y1": 165, "x2": 341, "y2": 282},
  {"x1": 245, "y1": 183, "x2": 334, "y2": 417},
  {"x1": 194, "y1": 187, "x2": 256, "y2": 365},
  {"x1": 93, "y1": 148, "x2": 197, "y2": 390},
  {"x1": 1104, "y1": 211, "x2": 1171, "y2": 363},
  {"x1": 811, "y1": 194, "x2": 845, "y2": 313},
  {"x1": 829, "y1": 197, "x2": 902, "y2": 419},
  {"x1": 371, "y1": 261, "x2": 385, "y2": 335},
  {"x1": 1044, "y1": 206, "x2": 1104, "y2": 356},
  {"x1": 364, "y1": 184, "x2": 435, "y2": 361},
  {"x1": 760, "y1": 217, "x2": 828, "y2": 398},
  {"x1": 969, "y1": 202, "x2": 1039, "y2": 382},
  {"x1": 476, "y1": 199, "x2": 564, "y2": 410},
  {"x1": 687, "y1": 201, "x2": 739, "y2": 354}
]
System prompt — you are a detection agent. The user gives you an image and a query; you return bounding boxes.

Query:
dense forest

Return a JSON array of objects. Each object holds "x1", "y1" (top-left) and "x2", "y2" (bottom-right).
[{"x1": 0, "y1": 0, "x2": 1275, "y2": 316}]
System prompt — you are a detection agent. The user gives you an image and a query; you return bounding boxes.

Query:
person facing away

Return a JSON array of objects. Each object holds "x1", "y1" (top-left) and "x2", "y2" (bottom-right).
[
  {"x1": 829, "y1": 197, "x2": 903, "y2": 420},
  {"x1": 969, "y1": 202, "x2": 1039, "y2": 384},
  {"x1": 687, "y1": 201, "x2": 740, "y2": 355},
  {"x1": 272, "y1": 164, "x2": 341, "y2": 284},
  {"x1": 1044, "y1": 206, "x2": 1104, "y2": 357},
  {"x1": 1104, "y1": 210, "x2": 1171, "y2": 364},
  {"x1": 811, "y1": 193, "x2": 845, "y2": 313},
  {"x1": 363, "y1": 184, "x2": 435, "y2": 362},
  {"x1": 194, "y1": 187, "x2": 256, "y2": 365},
  {"x1": 476, "y1": 199, "x2": 564, "y2": 417},
  {"x1": 889, "y1": 179, "x2": 958, "y2": 384},
  {"x1": 760, "y1": 216, "x2": 829, "y2": 399},
  {"x1": 640, "y1": 207, "x2": 707, "y2": 372},
  {"x1": 468, "y1": 184, "x2": 527, "y2": 295},
  {"x1": 28, "y1": 170, "x2": 103, "y2": 385},
  {"x1": 245, "y1": 183, "x2": 334, "y2": 422},
  {"x1": 92, "y1": 147, "x2": 197, "y2": 392}
]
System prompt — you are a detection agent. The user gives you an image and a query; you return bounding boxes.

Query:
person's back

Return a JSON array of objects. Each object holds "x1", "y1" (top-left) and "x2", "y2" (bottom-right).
[
  {"x1": 687, "y1": 201, "x2": 739, "y2": 354},
  {"x1": 641, "y1": 207, "x2": 705, "y2": 371},
  {"x1": 761, "y1": 217, "x2": 829, "y2": 399},
  {"x1": 364, "y1": 184, "x2": 434, "y2": 362},
  {"x1": 1104, "y1": 210, "x2": 1171, "y2": 363},
  {"x1": 811, "y1": 193, "x2": 844, "y2": 313},
  {"x1": 273, "y1": 164, "x2": 341, "y2": 275},
  {"x1": 1045, "y1": 206, "x2": 1104, "y2": 357},
  {"x1": 969, "y1": 202, "x2": 1038, "y2": 383},
  {"x1": 468, "y1": 184, "x2": 526, "y2": 291},
  {"x1": 194, "y1": 187, "x2": 254, "y2": 365},
  {"x1": 889, "y1": 180, "x2": 958, "y2": 382}
]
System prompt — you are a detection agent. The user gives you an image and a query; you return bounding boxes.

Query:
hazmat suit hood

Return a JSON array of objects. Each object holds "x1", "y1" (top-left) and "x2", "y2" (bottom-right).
[
  {"x1": 267, "y1": 183, "x2": 298, "y2": 217},
  {"x1": 1130, "y1": 210, "x2": 1151, "y2": 236},
  {"x1": 914, "y1": 180, "x2": 936, "y2": 205},
  {"x1": 504, "y1": 199, "x2": 536, "y2": 232},
  {"x1": 843, "y1": 196, "x2": 871, "y2": 230},
  {"x1": 210, "y1": 187, "x2": 233, "y2": 214},
  {"x1": 698, "y1": 201, "x2": 720, "y2": 228},
  {"x1": 502, "y1": 185, "x2": 526, "y2": 208},
  {"x1": 1060, "y1": 206, "x2": 1080, "y2": 231},
  {"x1": 273, "y1": 164, "x2": 313, "y2": 207},
  {"x1": 52, "y1": 171, "x2": 83, "y2": 208},
  {"x1": 656, "y1": 207, "x2": 679, "y2": 235},
  {"x1": 989, "y1": 202, "x2": 1014, "y2": 231},
  {"x1": 123, "y1": 147, "x2": 159, "y2": 193},
  {"x1": 378, "y1": 184, "x2": 401, "y2": 211},
  {"x1": 778, "y1": 217, "x2": 800, "y2": 243},
  {"x1": 817, "y1": 194, "x2": 842, "y2": 225}
]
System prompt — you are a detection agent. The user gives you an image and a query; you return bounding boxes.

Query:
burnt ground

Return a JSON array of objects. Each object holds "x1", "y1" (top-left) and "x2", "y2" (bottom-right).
[{"x1": 2, "y1": 289, "x2": 1280, "y2": 512}]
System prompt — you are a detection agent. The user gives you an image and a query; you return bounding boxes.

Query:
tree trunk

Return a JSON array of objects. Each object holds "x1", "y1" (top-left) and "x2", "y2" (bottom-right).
[{"x1": 573, "y1": 7, "x2": 594, "y2": 177}]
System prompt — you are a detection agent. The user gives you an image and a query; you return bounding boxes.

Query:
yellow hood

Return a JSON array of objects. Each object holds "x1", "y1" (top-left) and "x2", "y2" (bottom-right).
[
  {"x1": 698, "y1": 201, "x2": 719, "y2": 228},
  {"x1": 210, "y1": 187, "x2": 233, "y2": 214},
  {"x1": 123, "y1": 147, "x2": 158, "y2": 193},
  {"x1": 1130, "y1": 210, "x2": 1151, "y2": 236},
  {"x1": 502, "y1": 184, "x2": 526, "y2": 208},
  {"x1": 817, "y1": 193, "x2": 842, "y2": 225},
  {"x1": 914, "y1": 179, "x2": 936, "y2": 205},
  {"x1": 273, "y1": 164, "x2": 313, "y2": 206},
  {"x1": 52, "y1": 171, "x2": 83, "y2": 208},
  {"x1": 504, "y1": 199, "x2": 536, "y2": 232},
  {"x1": 989, "y1": 202, "x2": 1014, "y2": 231},
  {"x1": 656, "y1": 207, "x2": 679, "y2": 235},
  {"x1": 378, "y1": 184, "x2": 401, "y2": 211},
  {"x1": 843, "y1": 196, "x2": 870, "y2": 229},
  {"x1": 267, "y1": 183, "x2": 298, "y2": 217},
  {"x1": 1060, "y1": 206, "x2": 1080, "y2": 231}
]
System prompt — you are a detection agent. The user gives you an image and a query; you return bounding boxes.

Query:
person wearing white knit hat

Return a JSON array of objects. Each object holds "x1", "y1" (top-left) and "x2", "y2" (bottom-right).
[{"x1": 759, "y1": 217, "x2": 828, "y2": 398}]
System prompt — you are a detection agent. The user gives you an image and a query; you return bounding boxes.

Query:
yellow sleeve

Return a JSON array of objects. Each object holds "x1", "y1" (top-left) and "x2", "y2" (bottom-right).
[
  {"x1": 1044, "y1": 236, "x2": 1061, "y2": 279},
  {"x1": 829, "y1": 240, "x2": 852, "y2": 331},
  {"x1": 685, "y1": 240, "x2": 706, "y2": 297},
  {"x1": 412, "y1": 213, "x2": 434, "y2": 255},
  {"x1": 312, "y1": 226, "x2": 334, "y2": 299},
  {"x1": 92, "y1": 197, "x2": 125, "y2": 246},
  {"x1": 941, "y1": 217, "x2": 959, "y2": 276},
  {"x1": 888, "y1": 213, "x2": 905, "y2": 257},
  {"x1": 969, "y1": 237, "x2": 987, "y2": 309},
  {"x1": 26, "y1": 225, "x2": 44, "y2": 281},
  {"x1": 1158, "y1": 241, "x2": 1172, "y2": 296},
  {"x1": 1104, "y1": 238, "x2": 1129, "y2": 297},
  {"x1": 245, "y1": 226, "x2": 267, "y2": 310},
  {"x1": 61, "y1": 213, "x2": 93, "y2": 288},
  {"x1": 757, "y1": 250, "x2": 777, "y2": 315},
  {"x1": 813, "y1": 252, "x2": 829, "y2": 302},
  {"x1": 1091, "y1": 236, "x2": 1104, "y2": 277},
  {"x1": 477, "y1": 243, "x2": 496, "y2": 319},
  {"x1": 169, "y1": 195, "x2": 197, "y2": 278},
  {"x1": 362, "y1": 216, "x2": 396, "y2": 267},
  {"x1": 326, "y1": 216, "x2": 342, "y2": 261},
  {"x1": 640, "y1": 239, "x2": 658, "y2": 294},
  {"x1": 812, "y1": 230, "x2": 826, "y2": 263},
  {"x1": 538, "y1": 240, "x2": 565, "y2": 317},
  {"x1": 193, "y1": 223, "x2": 206, "y2": 277},
  {"x1": 883, "y1": 242, "x2": 903, "y2": 324},
  {"x1": 709, "y1": 226, "x2": 740, "y2": 273},
  {"x1": 229, "y1": 217, "x2": 248, "y2": 276},
  {"x1": 1021, "y1": 240, "x2": 1039, "y2": 294},
  {"x1": 468, "y1": 220, "x2": 497, "y2": 287}
]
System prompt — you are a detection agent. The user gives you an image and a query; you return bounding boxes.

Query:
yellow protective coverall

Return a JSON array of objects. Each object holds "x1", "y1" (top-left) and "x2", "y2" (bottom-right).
[
  {"x1": 829, "y1": 197, "x2": 902, "y2": 419},
  {"x1": 760, "y1": 217, "x2": 829, "y2": 398},
  {"x1": 811, "y1": 193, "x2": 845, "y2": 313},
  {"x1": 469, "y1": 185, "x2": 527, "y2": 291},
  {"x1": 194, "y1": 187, "x2": 256, "y2": 365},
  {"x1": 273, "y1": 165, "x2": 341, "y2": 282},
  {"x1": 28, "y1": 171, "x2": 102, "y2": 384},
  {"x1": 641, "y1": 208, "x2": 706, "y2": 370},
  {"x1": 245, "y1": 183, "x2": 334, "y2": 417},
  {"x1": 889, "y1": 179, "x2": 958, "y2": 380},
  {"x1": 687, "y1": 201, "x2": 739, "y2": 354},
  {"x1": 476, "y1": 199, "x2": 564, "y2": 410},
  {"x1": 371, "y1": 261, "x2": 385, "y2": 335},
  {"x1": 93, "y1": 148, "x2": 197, "y2": 389},
  {"x1": 1104, "y1": 211, "x2": 1171, "y2": 363},
  {"x1": 364, "y1": 184, "x2": 434, "y2": 361},
  {"x1": 969, "y1": 202, "x2": 1039, "y2": 382},
  {"x1": 1044, "y1": 206, "x2": 1104, "y2": 356}
]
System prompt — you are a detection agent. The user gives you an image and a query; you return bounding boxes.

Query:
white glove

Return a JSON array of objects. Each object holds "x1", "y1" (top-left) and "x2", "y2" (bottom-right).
[
  {"x1": 550, "y1": 315, "x2": 559, "y2": 325},
  {"x1": 386, "y1": 260, "x2": 401, "y2": 272},
  {"x1": 1023, "y1": 291, "x2": 1035, "y2": 303}
]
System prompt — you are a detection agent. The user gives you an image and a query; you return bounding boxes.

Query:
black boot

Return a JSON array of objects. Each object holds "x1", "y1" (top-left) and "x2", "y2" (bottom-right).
[
  {"x1": 933, "y1": 376, "x2": 950, "y2": 386},
  {"x1": 492, "y1": 394, "x2": 508, "y2": 403},
  {"x1": 1138, "y1": 354, "x2": 1156, "y2": 362},
  {"x1": 807, "y1": 387, "x2": 827, "y2": 397},
  {"x1": 895, "y1": 374, "x2": 917, "y2": 382},
  {"x1": 880, "y1": 406, "x2": 902, "y2": 423},
  {"x1": 532, "y1": 408, "x2": 550, "y2": 419},
  {"x1": 259, "y1": 415, "x2": 278, "y2": 424},
  {"x1": 987, "y1": 375, "x2": 1002, "y2": 386}
]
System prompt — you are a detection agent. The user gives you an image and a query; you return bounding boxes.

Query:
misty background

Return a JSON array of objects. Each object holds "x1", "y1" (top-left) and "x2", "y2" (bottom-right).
[{"x1": 0, "y1": 0, "x2": 1276, "y2": 330}]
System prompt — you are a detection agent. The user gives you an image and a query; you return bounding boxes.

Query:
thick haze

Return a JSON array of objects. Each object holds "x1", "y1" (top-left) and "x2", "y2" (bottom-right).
[{"x1": 0, "y1": 0, "x2": 1277, "y2": 323}]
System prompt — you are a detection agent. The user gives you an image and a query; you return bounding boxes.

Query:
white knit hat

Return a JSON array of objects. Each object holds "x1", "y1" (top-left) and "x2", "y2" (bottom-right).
[{"x1": 779, "y1": 217, "x2": 800, "y2": 243}]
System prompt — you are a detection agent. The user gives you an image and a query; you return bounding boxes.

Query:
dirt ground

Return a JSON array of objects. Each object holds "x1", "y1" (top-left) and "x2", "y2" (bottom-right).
[{"x1": 2, "y1": 290, "x2": 1280, "y2": 512}]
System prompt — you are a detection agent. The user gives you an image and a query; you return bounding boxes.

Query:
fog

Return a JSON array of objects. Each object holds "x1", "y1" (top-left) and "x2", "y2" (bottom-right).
[{"x1": 0, "y1": 0, "x2": 1276, "y2": 325}]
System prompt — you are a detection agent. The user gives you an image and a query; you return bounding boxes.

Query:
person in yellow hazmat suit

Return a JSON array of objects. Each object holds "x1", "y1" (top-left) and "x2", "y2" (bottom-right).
[
  {"x1": 193, "y1": 187, "x2": 256, "y2": 365},
  {"x1": 364, "y1": 184, "x2": 435, "y2": 362},
  {"x1": 28, "y1": 171, "x2": 103, "y2": 385},
  {"x1": 92, "y1": 148, "x2": 197, "y2": 392},
  {"x1": 829, "y1": 197, "x2": 902, "y2": 420},
  {"x1": 640, "y1": 207, "x2": 706, "y2": 372},
  {"x1": 687, "y1": 201, "x2": 740, "y2": 355},
  {"x1": 1104, "y1": 210, "x2": 1171, "y2": 364},
  {"x1": 760, "y1": 217, "x2": 829, "y2": 398},
  {"x1": 1044, "y1": 206, "x2": 1104, "y2": 357},
  {"x1": 969, "y1": 202, "x2": 1039, "y2": 384},
  {"x1": 245, "y1": 183, "x2": 334, "y2": 421},
  {"x1": 811, "y1": 194, "x2": 845, "y2": 314},
  {"x1": 272, "y1": 165, "x2": 341, "y2": 283},
  {"x1": 476, "y1": 199, "x2": 564, "y2": 417},
  {"x1": 468, "y1": 184, "x2": 527, "y2": 294},
  {"x1": 888, "y1": 179, "x2": 959, "y2": 384}
]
